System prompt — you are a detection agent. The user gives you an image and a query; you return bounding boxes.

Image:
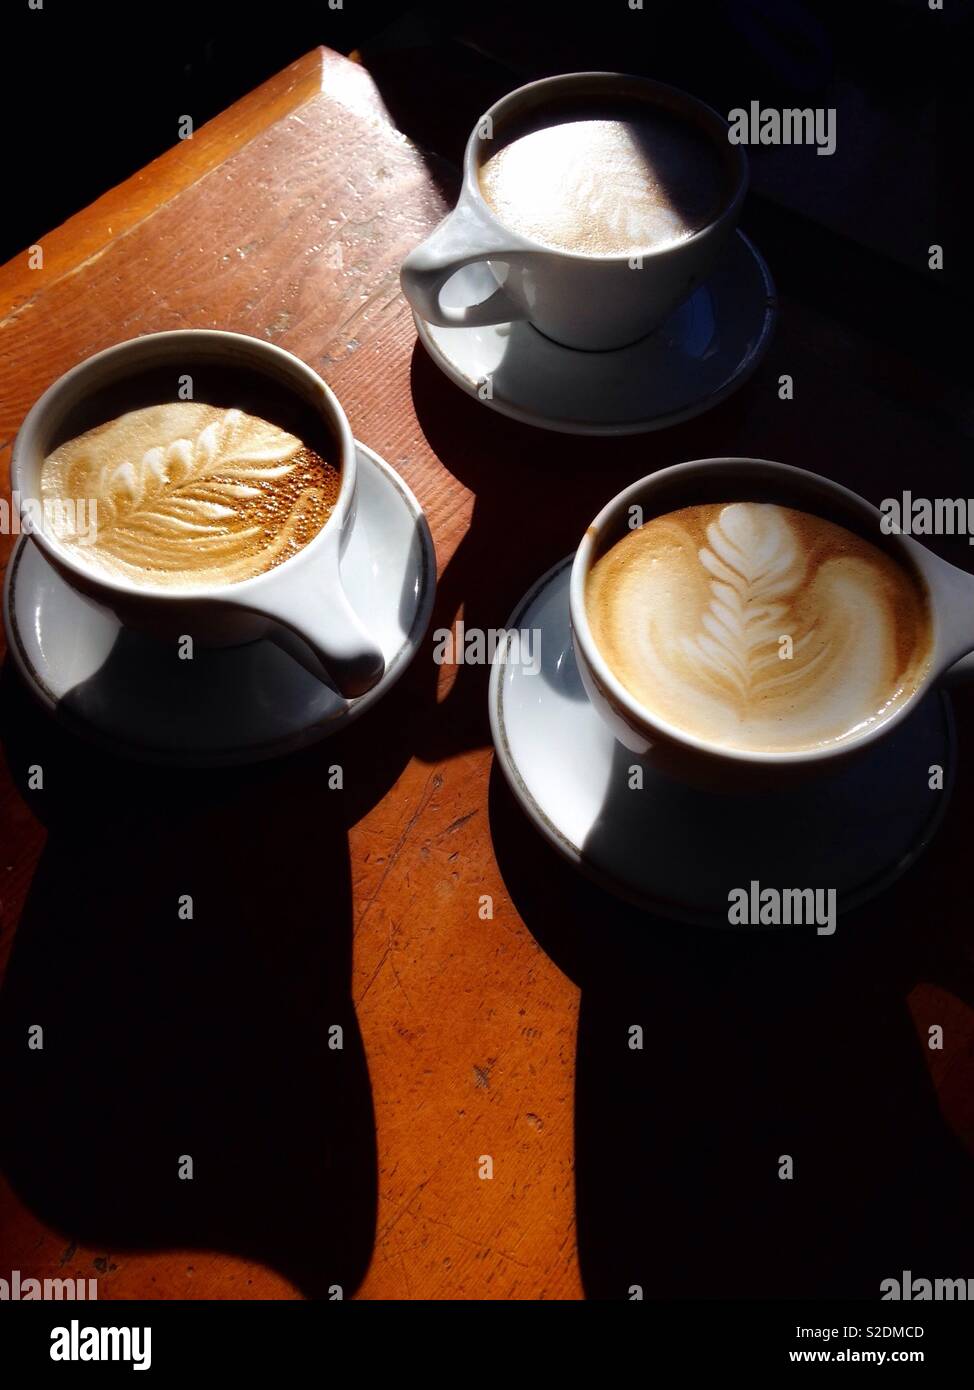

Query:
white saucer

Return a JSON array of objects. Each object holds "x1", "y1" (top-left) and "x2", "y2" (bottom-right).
[
  {"x1": 3, "y1": 442, "x2": 436, "y2": 765},
  {"x1": 489, "y1": 558, "x2": 955, "y2": 926},
  {"x1": 414, "y1": 230, "x2": 776, "y2": 436}
]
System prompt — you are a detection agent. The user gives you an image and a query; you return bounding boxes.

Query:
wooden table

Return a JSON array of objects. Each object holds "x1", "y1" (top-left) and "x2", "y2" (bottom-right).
[{"x1": 1, "y1": 47, "x2": 971, "y2": 1302}]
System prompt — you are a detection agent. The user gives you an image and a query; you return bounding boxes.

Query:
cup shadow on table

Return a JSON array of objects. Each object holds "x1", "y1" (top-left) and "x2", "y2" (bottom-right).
[
  {"x1": 407, "y1": 338, "x2": 756, "y2": 764},
  {"x1": 488, "y1": 740, "x2": 974, "y2": 1299},
  {"x1": 0, "y1": 645, "x2": 431, "y2": 1299}
]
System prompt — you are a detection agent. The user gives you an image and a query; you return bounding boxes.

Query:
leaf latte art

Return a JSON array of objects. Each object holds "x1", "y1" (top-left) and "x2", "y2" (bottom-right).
[
  {"x1": 585, "y1": 503, "x2": 933, "y2": 753},
  {"x1": 40, "y1": 403, "x2": 341, "y2": 587}
]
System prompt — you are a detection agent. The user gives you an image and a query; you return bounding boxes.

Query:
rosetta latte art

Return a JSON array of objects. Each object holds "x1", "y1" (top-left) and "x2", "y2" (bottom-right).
[
  {"x1": 585, "y1": 502, "x2": 933, "y2": 753},
  {"x1": 40, "y1": 403, "x2": 341, "y2": 587}
]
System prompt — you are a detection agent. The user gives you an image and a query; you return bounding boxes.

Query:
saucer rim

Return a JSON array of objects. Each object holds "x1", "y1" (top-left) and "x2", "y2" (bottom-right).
[
  {"x1": 488, "y1": 555, "x2": 956, "y2": 927},
  {"x1": 2, "y1": 440, "x2": 436, "y2": 767},
  {"x1": 415, "y1": 229, "x2": 777, "y2": 437}
]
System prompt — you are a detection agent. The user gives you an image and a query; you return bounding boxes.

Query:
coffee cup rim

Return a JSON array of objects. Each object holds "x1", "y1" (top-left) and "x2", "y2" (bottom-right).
[
  {"x1": 10, "y1": 328, "x2": 356, "y2": 603},
  {"x1": 570, "y1": 457, "x2": 943, "y2": 767},
  {"x1": 463, "y1": 70, "x2": 749, "y2": 264}
]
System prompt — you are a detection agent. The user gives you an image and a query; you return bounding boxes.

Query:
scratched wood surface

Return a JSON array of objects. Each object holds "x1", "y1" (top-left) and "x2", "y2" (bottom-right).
[{"x1": 0, "y1": 47, "x2": 971, "y2": 1301}]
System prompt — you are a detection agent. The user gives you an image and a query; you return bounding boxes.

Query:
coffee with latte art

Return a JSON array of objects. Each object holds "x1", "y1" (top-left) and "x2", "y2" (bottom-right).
[
  {"x1": 478, "y1": 103, "x2": 727, "y2": 256},
  {"x1": 585, "y1": 502, "x2": 933, "y2": 754},
  {"x1": 40, "y1": 402, "x2": 340, "y2": 588}
]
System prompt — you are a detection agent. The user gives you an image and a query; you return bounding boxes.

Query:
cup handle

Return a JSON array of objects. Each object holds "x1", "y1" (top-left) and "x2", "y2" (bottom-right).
[
  {"x1": 238, "y1": 549, "x2": 385, "y2": 699},
  {"x1": 920, "y1": 547, "x2": 974, "y2": 690},
  {"x1": 400, "y1": 198, "x2": 531, "y2": 328},
  {"x1": 939, "y1": 652, "x2": 974, "y2": 688}
]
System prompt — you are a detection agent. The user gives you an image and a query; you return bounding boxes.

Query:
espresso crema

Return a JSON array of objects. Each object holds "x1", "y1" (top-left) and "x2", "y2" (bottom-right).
[
  {"x1": 585, "y1": 502, "x2": 933, "y2": 753},
  {"x1": 40, "y1": 402, "x2": 341, "y2": 588}
]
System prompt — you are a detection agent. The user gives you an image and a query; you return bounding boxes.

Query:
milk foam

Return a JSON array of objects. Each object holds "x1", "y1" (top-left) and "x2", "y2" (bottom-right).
[
  {"x1": 585, "y1": 502, "x2": 932, "y2": 753},
  {"x1": 478, "y1": 109, "x2": 725, "y2": 256},
  {"x1": 40, "y1": 402, "x2": 340, "y2": 587}
]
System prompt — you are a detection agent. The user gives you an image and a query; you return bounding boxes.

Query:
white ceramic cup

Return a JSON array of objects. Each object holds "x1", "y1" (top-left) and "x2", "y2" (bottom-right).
[
  {"x1": 570, "y1": 458, "x2": 974, "y2": 786},
  {"x1": 400, "y1": 71, "x2": 747, "y2": 352},
  {"x1": 10, "y1": 330, "x2": 385, "y2": 699}
]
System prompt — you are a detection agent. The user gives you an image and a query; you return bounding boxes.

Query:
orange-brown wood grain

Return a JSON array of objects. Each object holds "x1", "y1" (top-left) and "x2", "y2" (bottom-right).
[
  {"x1": 0, "y1": 46, "x2": 971, "y2": 1302},
  {"x1": 0, "y1": 44, "x2": 579, "y2": 1302}
]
